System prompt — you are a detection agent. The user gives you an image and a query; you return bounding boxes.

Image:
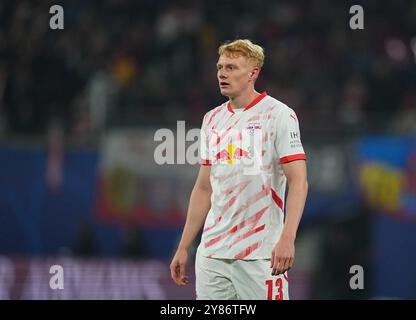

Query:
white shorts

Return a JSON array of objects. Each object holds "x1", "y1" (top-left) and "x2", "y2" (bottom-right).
[{"x1": 195, "y1": 247, "x2": 289, "y2": 300}]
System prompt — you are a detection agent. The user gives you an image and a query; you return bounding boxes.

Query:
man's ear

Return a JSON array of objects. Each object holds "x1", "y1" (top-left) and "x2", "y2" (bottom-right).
[{"x1": 250, "y1": 67, "x2": 259, "y2": 79}]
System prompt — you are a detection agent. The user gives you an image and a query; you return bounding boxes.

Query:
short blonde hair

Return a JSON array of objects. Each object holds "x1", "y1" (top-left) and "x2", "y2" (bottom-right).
[{"x1": 218, "y1": 39, "x2": 265, "y2": 68}]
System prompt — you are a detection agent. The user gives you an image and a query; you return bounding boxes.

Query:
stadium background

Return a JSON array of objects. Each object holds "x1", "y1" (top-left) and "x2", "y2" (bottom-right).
[{"x1": 0, "y1": 0, "x2": 415, "y2": 299}]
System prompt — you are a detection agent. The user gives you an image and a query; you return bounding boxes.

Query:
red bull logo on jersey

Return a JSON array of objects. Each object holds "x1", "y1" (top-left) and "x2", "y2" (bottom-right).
[{"x1": 214, "y1": 144, "x2": 251, "y2": 164}]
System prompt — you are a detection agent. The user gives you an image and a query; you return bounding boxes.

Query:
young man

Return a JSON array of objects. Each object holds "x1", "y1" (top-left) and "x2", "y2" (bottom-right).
[{"x1": 170, "y1": 39, "x2": 308, "y2": 300}]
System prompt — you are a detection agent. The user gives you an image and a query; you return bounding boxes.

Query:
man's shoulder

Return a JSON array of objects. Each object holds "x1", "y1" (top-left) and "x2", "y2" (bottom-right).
[
  {"x1": 263, "y1": 95, "x2": 295, "y2": 115},
  {"x1": 203, "y1": 102, "x2": 227, "y2": 121}
]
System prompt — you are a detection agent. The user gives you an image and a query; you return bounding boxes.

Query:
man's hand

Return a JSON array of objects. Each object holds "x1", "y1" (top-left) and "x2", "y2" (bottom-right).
[
  {"x1": 270, "y1": 236, "x2": 295, "y2": 276},
  {"x1": 170, "y1": 248, "x2": 189, "y2": 286}
]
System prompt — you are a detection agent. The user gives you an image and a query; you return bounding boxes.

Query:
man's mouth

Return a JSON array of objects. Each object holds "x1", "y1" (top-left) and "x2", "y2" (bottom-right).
[{"x1": 220, "y1": 82, "x2": 230, "y2": 87}]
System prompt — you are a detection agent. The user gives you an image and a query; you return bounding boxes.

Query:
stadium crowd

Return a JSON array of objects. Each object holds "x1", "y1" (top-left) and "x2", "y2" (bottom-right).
[{"x1": 1, "y1": 0, "x2": 416, "y2": 142}]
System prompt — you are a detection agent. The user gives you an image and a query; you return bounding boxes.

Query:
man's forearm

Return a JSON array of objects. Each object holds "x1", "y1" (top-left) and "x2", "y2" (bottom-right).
[
  {"x1": 177, "y1": 186, "x2": 212, "y2": 250},
  {"x1": 281, "y1": 179, "x2": 308, "y2": 240}
]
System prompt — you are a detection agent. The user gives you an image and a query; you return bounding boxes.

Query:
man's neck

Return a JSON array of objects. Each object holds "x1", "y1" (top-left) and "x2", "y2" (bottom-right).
[{"x1": 229, "y1": 90, "x2": 261, "y2": 110}]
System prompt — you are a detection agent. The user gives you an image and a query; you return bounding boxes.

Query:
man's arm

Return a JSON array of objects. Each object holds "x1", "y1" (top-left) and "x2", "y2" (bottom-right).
[
  {"x1": 170, "y1": 165, "x2": 212, "y2": 285},
  {"x1": 271, "y1": 159, "x2": 308, "y2": 276}
]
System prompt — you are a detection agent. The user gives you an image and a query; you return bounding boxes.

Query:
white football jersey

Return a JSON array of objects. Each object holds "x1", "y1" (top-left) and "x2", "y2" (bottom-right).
[{"x1": 198, "y1": 92, "x2": 306, "y2": 259}]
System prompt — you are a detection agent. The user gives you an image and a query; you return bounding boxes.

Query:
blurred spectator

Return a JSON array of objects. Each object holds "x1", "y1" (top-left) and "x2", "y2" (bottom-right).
[
  {"x1": 390, "y1": 93, "x2": 416, "y2": 135},
  {"x1": 338, "y1": 76, "x2": 368, "y2": 135},
  {"x1": 86, "y1": 62, "x2": 119, "y2": 137}
]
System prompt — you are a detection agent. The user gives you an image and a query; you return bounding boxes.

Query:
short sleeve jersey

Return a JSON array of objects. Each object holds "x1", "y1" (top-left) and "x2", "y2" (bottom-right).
[{"x1": 199, "y1": 92, "x2": 306, "y2": 259}]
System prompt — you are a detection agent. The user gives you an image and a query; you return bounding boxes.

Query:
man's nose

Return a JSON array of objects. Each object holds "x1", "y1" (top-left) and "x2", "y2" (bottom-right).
[{"x1": 219, "y1": 73, "x2": 227, "y2": 79}]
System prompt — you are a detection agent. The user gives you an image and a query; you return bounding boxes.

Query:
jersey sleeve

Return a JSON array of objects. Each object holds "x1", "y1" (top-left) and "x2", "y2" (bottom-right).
[
  {"x1": 274, "y1": 107, "x2": 307, "y2": 164},
  {"x1": 199, "y1": 113, "x2": 212, "y2": 165}
]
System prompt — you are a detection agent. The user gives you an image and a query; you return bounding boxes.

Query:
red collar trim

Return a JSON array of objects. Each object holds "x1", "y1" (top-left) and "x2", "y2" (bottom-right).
[
  {"x1": 227, "y1": 92, "x2": 267, "y2": 114},
  {"x1": 227, "y1": 101, "x2": 234, "y2": 113}
]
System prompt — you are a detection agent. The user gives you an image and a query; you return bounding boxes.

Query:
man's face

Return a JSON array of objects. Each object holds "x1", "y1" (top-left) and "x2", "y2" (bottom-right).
[{"x1": 217, "y1": 54, "x2": 256, "y2": 98}]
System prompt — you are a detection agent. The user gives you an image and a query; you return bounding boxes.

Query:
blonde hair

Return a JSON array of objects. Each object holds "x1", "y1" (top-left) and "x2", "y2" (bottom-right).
[{"x1": 218, "y1": 39, "x2": 265, "y2": 68}]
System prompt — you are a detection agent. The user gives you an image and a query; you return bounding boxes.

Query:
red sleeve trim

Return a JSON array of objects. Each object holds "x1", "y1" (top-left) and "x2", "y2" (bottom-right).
[
  {"x1": 200, "y1": 159, "x2": 212, "y2": 166},
  {"x1": 279, "y1": 153, "x2": 306, "y2": 164}
]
